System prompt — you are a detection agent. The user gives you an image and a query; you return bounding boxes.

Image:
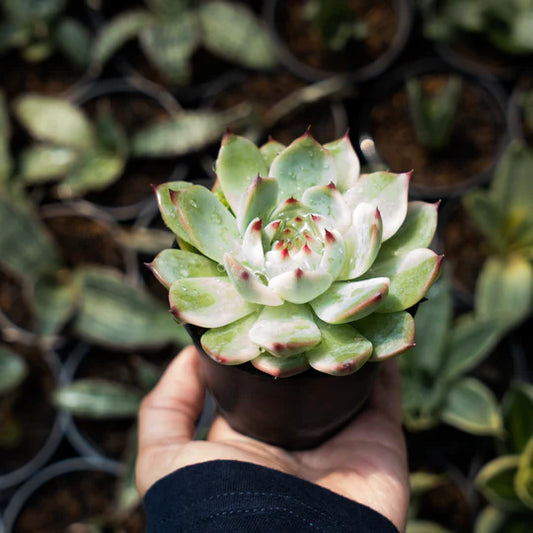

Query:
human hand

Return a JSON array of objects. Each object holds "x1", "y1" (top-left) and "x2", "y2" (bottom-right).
[{"x1": 136, "y1": 346, "x2": 409, "y2": 532}]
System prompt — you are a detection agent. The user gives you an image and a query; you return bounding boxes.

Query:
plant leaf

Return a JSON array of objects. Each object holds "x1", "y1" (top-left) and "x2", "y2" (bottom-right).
[
  {"x1": 476, "y1": 255, "x2": 533, "y2": 332},
  {"x1": 201, "y1": 312, "x2": 262, "y2": 364},
  {"x1": 154, "y1": 181, "x2": 194, "y2": 242},
  {"x1": 215, "y1": 133, "x2": 269, "y2": 214},
  {"x1": 0, "y1": 92, "x2": 12, "y2": 184},
  {"x1": 249, "y1": 302, "x2": 321, "y2": 357},
  {"x1": 442, "y1": 377, "x2": 503, "y2": 436},
  {"x1": 338, "y1": 202, "x2": 382, "y2": 280},
  {"x1": 169, "y1": 277, "x2": 258, "y2": 328},
  {"x1": 32, "y1": 272, "x2": 79, "y2": 337},
  {"x1": 269, "y1": 132, "x2": 337, "y2": 201},
  {"x1": 251, "y1": 352, "x2": 310, "y2": 378},
  {"x1": 260, "y1": 138, "x2": 285, "y2": 169},
  {"x1": 74, "y1": 266, "x2": 189, "y2": 348},
  {"x1": 357, "y1": 311, "x2": 415, "y2": 360},
  {"x1": 370, "y1": 248, "x2": 443, "y2": 313},
  {"x1": 0, "y1": 196, "x2": 61, "y2": 279},
  {"x1": 236, "y1": 176, "x2": 278, "y2": 233},
  {"x1": 516, "y1": 437, "x2": 533, "y2": 509},
  {"x1": 377, "y1": 201, "x2": 439, "y2": 261},
  {"x1": 405, "y1": 280, "x2": 452, "y2": 375},
  {"x1": 57, "y1": 149, "x2": 126, "y2": 198},
  {"x1": 19, "y1": 144, "x2": 78, "y2": 184},
  {"x1": 54, "y1": 379, "x2": 142, "y2": 418},
  {"x1": 475, "y1": 455, "x2": 524, "y2": 511},
  {"x1": 54, "y1": 18, "x2": 92, "y2": 69},
  {"x1": 324, "y1": 134, "x2": 360, "y2": 192},
  {"x1": 172, "y1": 185, "x2": 240, "y2": 263},
  {"x1": 311, "y1": 277, "x2": 390, "y2": 324},
  {"x1": 149, "y1": 249, "x2": 221, "y2": 289},
  {"x1": 503, "y1": 382, "x2": 533, "y2": 455},
  {"x1": 91, "y1": 9, "x2": 157, "y2": 72},
  {"x1": 197, "y1": 1, "x2": 277, "y2": 69},
  {"x1": 306, "y1": 320, "x2": 372, "y2": 375},
  {"x1": 0, "y1": 347, "x2": 28, "y2": 395},
  {"x1": 343, "y1": 171, "x2": 410, "y2": 241},
  {"x1": 14, "y1": 94, "x2": 95, "y2": 150},
  {"x1": 139, "y1": 15, "x2": 199, "y2": 84},
  {"x1": 132, "y1": 111, "x2": 229, "y2": 157},
  {"x1": 443, "y1": 317, "x2": 501, "y2": 380}
]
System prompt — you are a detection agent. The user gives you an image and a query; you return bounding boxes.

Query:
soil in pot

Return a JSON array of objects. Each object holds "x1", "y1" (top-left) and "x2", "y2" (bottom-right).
[
  {"x1": 212, "y1": 71, "x2": 347, "y2": 144},
  {"x1": 10, "y1": 466, "x2": 145, "y2": 533},
  {"x1": 67, "y1": 345, "x2": 173, "y2": 459},
  {"x1": 278, "y1": 0, "x2": 398, "y2": 74},
  {"x1": 0, "y1": 344, "x2": 57, "y2": 479},
  {"x1": 438, "y1": 202, "x2": 488, "y2": 302},
  {"x1": 0, "y1": 271, "x2": 35, "y2": 332},
  {"x1": 367, "y1": 72, "x2": 505, "y2": 197},
  {"x1": 42, "y1": 210, "x2": 126, "y2": 272}
]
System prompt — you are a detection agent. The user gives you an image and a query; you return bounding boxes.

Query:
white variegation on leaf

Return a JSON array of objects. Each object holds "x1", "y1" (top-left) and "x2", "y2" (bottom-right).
[{"x1": 151, "y1": 132, "x2": 441, "y2": 377}]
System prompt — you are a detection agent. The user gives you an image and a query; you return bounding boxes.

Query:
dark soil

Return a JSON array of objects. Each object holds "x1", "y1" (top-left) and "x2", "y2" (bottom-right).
[
  {"x1": 12, "y1": 468, "x2": 145, "y2": 532},
  {"x1": 213, "y1": 72, "x2": 345, "y2": 144},
  {"x1": 282, "y1": 0, "x2": 397, "y2": 73},
  {"x1": 42, "y1": 212, "x2": 126, "y2": 271},
  {"x1": 0, "y1": 345, "x2": 56, "y2": 476},
  {"x1": 439, "y1": 203, "x2": 488, "y2": 299},
  {"x1": 0, "y1": 271, "x2": 35, "y2": 331},
  {"x1": 369, "y1": 73, "x2": 504, "y2": 195}
]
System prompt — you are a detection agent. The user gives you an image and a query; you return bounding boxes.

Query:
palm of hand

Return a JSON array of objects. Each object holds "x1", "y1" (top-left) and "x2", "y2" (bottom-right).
[{"x1": 136, "y1": 347, "x2": 409, "y2": 532}]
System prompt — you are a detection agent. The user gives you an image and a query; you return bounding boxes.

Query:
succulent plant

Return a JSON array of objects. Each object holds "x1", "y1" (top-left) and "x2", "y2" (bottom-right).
[
  {"x1": 406, "y1": 74, "x2": 462, "y2": 151},
  {"x1": 0, "y1": 0, "x2": 92, "y2": 68},
  {"x1": 302, "y1": 0, "x2": 368, "y2": 52},
  {"x1": 150, "y1": 132, "x2": 442, "y2": 377},
  {"x1": 424, "y1": 0, "x2": 533, "y2": 56},
  {"x1": 474, "y1": 382, "x2": 533, "y2": 532},
  {"x1": 463, "y1": 141, "x2": 533, "y2": 332}
]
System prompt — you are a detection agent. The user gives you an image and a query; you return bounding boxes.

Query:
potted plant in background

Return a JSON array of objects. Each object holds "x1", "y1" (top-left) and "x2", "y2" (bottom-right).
[
  {"x1": 149, "y1": 130, "x2": 442, "y2": 449},
  {"x1": 474, "y1": 382, "x2": 533, "y2": 532},
  {"x1": 421, "y1": 0, "x2": 533, "y2": 80},
  {"x1": 358, "y1": 60, "x2": 508, "y2": 200},
  {"x1": 263, "y1": 0, "x2": 413, "y2": 83}
]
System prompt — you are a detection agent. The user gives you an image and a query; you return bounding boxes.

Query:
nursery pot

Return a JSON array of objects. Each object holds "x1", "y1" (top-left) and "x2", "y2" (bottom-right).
[{"x1": 190, "y1": 327, "x2": 381, "y2": 450}]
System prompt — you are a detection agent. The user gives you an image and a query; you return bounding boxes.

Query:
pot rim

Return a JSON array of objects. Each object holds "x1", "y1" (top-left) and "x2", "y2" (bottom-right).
[
  {"x1": 0, "y1": 349, "x2": 65, "y2": 492},
  {"x1": 263, "y1": 0, "x2": 414, "y2": 82},
  {"x1": 2, "y1": 456, "x2": 120, "y2": 532},
  {"x1": 357, "y1": 58, "x2": 510, "y2": 199}
]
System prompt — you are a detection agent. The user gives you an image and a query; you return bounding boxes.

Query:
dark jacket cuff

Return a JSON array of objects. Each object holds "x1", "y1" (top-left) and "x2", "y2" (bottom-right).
[{"x1": 144, "y1": 460, "x2": 399, "y2": 532}]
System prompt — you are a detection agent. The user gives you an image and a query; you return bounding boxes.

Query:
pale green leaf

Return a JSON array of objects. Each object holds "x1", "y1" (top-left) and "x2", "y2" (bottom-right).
[
  {"x1": 442, "y1": 377, "x2": 503, "y2": 435},
  {"x1": 91, "y1": 10, "x2": 157, "y2": 72},
  {"x1": 74, "y1": 266, "x2": 189, "y2": 348},
  {"x1": 198, "y1": 1, "x2": 277, "y2": 69},
  {"x1": 14, "y1": 94, "x2": 95, "y2": 150},
  {"x1": 54, "y1": 379, "x2": 142, "y2": 418},
  {"x1": 0, "y1": 347, "x2": 28, "y2": 395},
  {"x1": 19, "y1": 144, "x2": 78, "y2": 184}
]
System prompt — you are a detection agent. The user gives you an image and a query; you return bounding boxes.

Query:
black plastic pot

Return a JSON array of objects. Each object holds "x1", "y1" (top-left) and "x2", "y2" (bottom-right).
[
  {"x1": 0, "y1": 348, "x2": 64, "y2": 494},
  {"x1": 2, "y1": 457, "x2": 124, "y2": 533},
  {"x1": 357, "y1": 59, "x2": 509, "y2": 200},
  {"x1": 263, "y1": 0, "x2": 413, "y2": 83},
  {"x1": 190, "y1": 327, "x2": 381, "y2": 450}
]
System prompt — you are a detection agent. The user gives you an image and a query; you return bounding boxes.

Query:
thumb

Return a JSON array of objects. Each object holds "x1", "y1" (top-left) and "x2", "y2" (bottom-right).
[{"x1": 138, "y1": 345, "x2": 206, "y2": 450}]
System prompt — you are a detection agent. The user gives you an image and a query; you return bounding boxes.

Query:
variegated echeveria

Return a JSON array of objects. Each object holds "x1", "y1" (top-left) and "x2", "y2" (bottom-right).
[{"x1": 149, "y1": 132, "x2": 442, "y2": 377}]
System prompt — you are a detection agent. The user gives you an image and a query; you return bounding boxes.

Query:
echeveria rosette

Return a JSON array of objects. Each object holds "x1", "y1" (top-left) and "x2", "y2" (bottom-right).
[{"x1": 149, "y1": 132, "x2": 442, "y2": 377}]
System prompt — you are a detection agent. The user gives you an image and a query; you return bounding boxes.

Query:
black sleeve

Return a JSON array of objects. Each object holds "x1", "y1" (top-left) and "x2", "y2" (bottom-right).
[{"x1": 143, "y1": 460, "x2": 399, "y2": 532}]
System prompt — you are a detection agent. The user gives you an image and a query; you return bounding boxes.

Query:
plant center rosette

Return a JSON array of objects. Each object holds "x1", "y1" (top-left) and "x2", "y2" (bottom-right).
[{"x1": 150, "y1": 131, "x2": 442, "y2": 378}]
